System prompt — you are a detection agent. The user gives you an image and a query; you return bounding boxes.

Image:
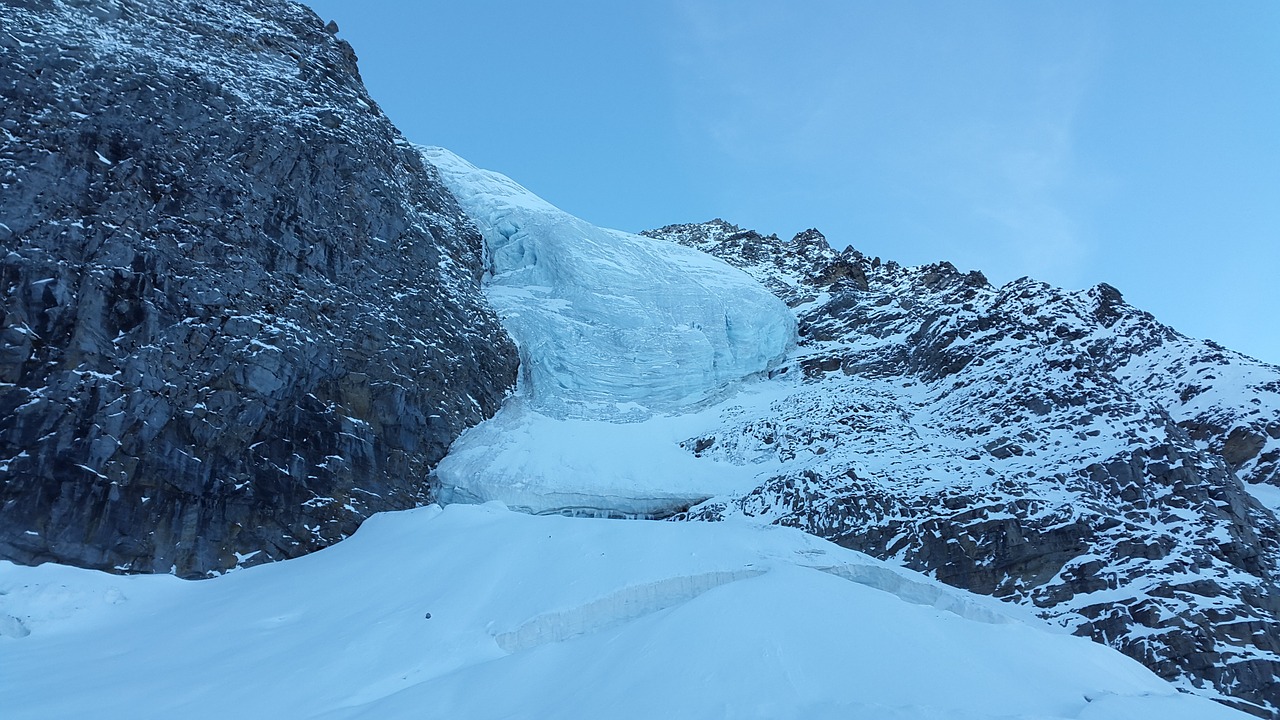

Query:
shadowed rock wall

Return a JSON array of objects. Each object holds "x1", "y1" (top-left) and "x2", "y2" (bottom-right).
[{"x1": 0, "y1": 0, "x2": 518, "y2": 576}]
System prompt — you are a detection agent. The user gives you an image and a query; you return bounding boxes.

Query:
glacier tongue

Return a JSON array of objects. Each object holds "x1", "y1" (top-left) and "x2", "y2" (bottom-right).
[
  {"x1": 421, "y1": 147, "x2": 795, "y2": 419},
  {"x1": 422, "y1": 147, "x2": 795, "y2": 517}
]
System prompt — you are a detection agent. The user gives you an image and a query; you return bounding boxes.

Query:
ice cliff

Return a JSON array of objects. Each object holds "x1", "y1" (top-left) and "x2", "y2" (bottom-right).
[
  {"x1": 421, "y1": 147, "x2": 794, "y2": 419},
  {"x1": 424, "y1": 148, "x2": 795, "y2": 517}
]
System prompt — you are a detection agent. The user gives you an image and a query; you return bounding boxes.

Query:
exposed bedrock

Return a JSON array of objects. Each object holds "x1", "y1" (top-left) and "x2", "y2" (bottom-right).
[{"x1": 0, "y1": 0, "x2": 517, "y2": 577}]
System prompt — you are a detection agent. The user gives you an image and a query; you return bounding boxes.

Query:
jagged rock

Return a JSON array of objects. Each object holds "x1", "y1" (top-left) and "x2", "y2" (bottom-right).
[
  {"x1": 0, "y1": 0, "x2": 518, "y2": 577},
  {"x1": 1225, "y1": 427, "x2": 1269, "y2": 466},
  {"x1": 649, "y1": 219, "x2": 1280, "y2": 717}
]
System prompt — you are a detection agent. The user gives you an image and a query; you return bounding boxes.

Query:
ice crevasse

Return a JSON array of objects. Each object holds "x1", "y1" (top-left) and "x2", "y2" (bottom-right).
[{"x1": 422, "y1": 147, "x2": 796, "y2": 516}]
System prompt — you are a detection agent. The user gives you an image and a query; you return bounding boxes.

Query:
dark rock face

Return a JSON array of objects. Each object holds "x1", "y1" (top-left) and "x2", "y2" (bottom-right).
[
  {"x1": 647, "y1": 220, "x2": 1280, "y2": 717},
  {"x1": 0, "y1": 0, "x2": 518, "y2": 576}
]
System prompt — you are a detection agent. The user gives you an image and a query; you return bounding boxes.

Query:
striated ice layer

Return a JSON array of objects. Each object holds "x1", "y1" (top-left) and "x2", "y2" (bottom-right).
[{"x1": 420, "y1": 146, "x2": 795, "y2": 420}]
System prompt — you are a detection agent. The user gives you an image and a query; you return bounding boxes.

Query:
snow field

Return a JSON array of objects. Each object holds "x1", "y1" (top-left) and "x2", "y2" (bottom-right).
[
  {"x1": 0, "y1": 504, "x2": 1247, "y2": 719},
  {"x1": 433, "y1": 379, "x2": 797, "y2": 517}
]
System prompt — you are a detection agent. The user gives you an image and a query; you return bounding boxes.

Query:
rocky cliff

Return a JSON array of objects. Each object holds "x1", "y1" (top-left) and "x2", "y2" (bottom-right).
[
  {"x1": 645, "y1": 220, "x2": 1280, "y2": 717},
  {"x1": 0, "y1": 0, "x2": 517, "y2": 577}
]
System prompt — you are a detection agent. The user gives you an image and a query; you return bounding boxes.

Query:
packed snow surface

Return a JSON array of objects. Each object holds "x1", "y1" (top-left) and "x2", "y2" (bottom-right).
[
  {"x1": 422, "y1": 147, "x2": 795, "y2": 515},
  {"x1": 0, "y1": 503, "x2": 1247, "y2": 719},
  {"x1": 434, "y1": 376, "x2": 796, "y2": 517}
]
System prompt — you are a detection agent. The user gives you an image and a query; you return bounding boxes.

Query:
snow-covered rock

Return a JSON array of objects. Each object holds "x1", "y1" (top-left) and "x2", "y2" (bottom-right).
[{"x1": 643, "y1": 219, "x2": 1280, "y2": 717}]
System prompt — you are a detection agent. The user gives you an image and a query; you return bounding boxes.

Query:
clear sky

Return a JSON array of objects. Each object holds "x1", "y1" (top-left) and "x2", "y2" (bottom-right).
[{"x1": 306, "y1": 1, "x2": 1279, "y2": 365}]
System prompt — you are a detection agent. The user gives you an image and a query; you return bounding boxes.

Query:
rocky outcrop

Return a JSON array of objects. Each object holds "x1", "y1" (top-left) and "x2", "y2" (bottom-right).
[
  {"x1": 0, "y1": 0, "x2": 518, "y2": 577},
  {"x1": 646, "y1": 220, "x2": 1280, "y2": 717}
]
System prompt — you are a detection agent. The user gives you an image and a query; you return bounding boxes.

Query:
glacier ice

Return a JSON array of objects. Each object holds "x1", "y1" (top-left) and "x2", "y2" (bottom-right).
[
  {"x1": 422, "y1": 147, "x2": 796, "y2": 516},
  {"x1": 421, "y1": 146, "x2": 795, "y2": 419}
]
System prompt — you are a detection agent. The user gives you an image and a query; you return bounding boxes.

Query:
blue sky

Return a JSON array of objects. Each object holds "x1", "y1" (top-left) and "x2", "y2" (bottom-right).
[{"x1": 306, "y1": 1, "x2": 1279, "y2": 364}]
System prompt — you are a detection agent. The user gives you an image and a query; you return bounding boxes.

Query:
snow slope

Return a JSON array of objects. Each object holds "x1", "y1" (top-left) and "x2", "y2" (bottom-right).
[
  {"x1": 0, "y1": 503, "x2": 1248, "y2": 720},
  {"x1": 422, "y1": 148, "x2": 795, "y2": 516}
]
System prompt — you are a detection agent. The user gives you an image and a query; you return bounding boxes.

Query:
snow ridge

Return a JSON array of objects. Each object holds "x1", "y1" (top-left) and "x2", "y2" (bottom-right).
[{"x1": 493, "y1": 568, "x2": 767, "y2": 652}]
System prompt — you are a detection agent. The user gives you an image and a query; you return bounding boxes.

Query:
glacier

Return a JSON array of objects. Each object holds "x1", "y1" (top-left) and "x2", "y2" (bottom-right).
[
  {"x1": 423, "y1": 148, "x2": 796, "y2": 515},
  {"x1": 421, "y1": 147, "x2": 794, "y2": 418}
]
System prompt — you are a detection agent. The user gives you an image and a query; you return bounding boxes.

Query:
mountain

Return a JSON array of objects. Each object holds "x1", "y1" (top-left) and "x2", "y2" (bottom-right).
[
  {"x1": 0, "y1": 504, "x2": 1249, "y2": 720},
  {"x1": 3, "y1": 0, "x2": 1277, "y2": 717},
  {"x1": 640, "y1": 220, "x2": 1280, "y2": 716},
  {"x1": 0, "y1": 0, "x2": 517, "y2": 577}
]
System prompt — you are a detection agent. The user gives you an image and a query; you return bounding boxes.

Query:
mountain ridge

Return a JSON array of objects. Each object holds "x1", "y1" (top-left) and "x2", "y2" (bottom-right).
[{"x1": 643, "y1": 219, "x2": 1280, "y2": 716}]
